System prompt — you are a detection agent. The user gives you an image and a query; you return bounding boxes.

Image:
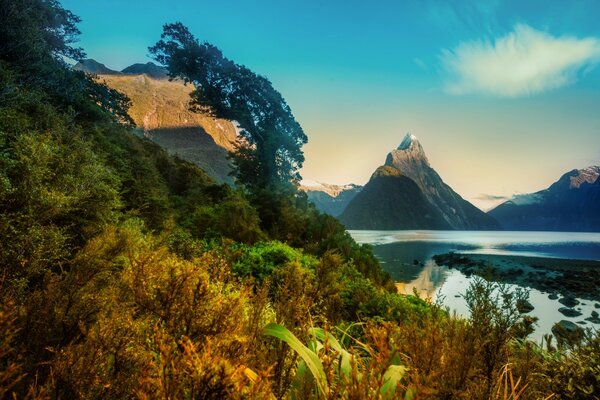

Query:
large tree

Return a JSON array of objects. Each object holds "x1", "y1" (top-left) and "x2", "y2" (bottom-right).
[{"x1": 150, "y1": 23, "x2": 308, "y2": 189}]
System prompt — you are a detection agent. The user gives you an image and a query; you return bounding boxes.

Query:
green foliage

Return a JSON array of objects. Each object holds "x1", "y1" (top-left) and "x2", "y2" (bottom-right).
[
  {"x1": 187, "y1": 191, "x2": 266, "y2": 243},
  {"x1": 231, "y1": 241, "x2": 315, "y2": 282},
  {"x1": 150, "y1": 22, "x2": 307, "y2": 189}
]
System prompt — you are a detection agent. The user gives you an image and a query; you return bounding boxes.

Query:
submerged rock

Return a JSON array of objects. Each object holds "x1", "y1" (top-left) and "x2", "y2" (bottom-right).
[
  {"x1": 517, "y1": 299, "x2": 535, "y2": 313},
  {"x1": 558, "y1": 296, "x2": 579, "y2": 307},
  {"x1": 548, "y1": 293, "x2": 559, "y2": 300},
  {"x1": 552, "y1": 320, "x2": 584, "y2": 344},
  {"x1": 558, "y1": 307, "x2": 582, "y2": 317}
]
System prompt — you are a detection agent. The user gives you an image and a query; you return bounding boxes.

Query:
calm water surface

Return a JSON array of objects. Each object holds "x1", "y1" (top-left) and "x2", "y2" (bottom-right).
[{"x1": 349, "y1": 230, "x2": 600, "y2": 342}]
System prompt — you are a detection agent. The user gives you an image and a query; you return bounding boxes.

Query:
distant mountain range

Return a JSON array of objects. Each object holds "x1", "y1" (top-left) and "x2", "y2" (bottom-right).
[
  {"x1": 300, "y1": 181, "x2": 362, "y2": 217},
  {"x1": 489, "y1": 166, "x2": 600, "y2": 231},
  {"x1": 74, "y1": 59, "x2": 169, "y2": 79},
  {"x1": 74, "y1": 59, "x2": 237, "y2": 184},
  {"x1": 339, "y1": 134, "x2": 500, "y2": 230}
]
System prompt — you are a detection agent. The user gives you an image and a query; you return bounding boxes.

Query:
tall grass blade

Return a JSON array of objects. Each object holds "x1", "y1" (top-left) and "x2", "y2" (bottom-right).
[
  {"x1": 263, "y1": 323, "x2": 328, "y2": 396},
  {"x1": 380, "y1": 364, "x2": 408, "y2": 399},
  {"x1": 310, "y1": 327, "x2": 354, "y2": 376}
]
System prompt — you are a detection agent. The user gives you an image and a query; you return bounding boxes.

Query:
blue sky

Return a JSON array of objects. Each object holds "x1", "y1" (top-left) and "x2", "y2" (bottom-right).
[{"x1": 62, "y1": 0, "x2": 600, "y2": 209}]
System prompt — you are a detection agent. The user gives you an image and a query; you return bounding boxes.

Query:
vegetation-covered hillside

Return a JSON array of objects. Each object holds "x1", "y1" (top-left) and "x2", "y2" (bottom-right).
[
  {"x1": 98, "y1": 72, "x2": 238, "y2": 184},
  {"x1": 1, "y1": 1, "x2": 599, "y2": 399}
]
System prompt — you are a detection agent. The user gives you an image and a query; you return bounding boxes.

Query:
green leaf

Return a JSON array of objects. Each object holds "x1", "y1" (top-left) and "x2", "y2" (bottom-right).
[
  {"x1": 380, "y1": 364, "x2": 408, "y2": 399},
  {"x1": 263, "y1": 323, "x2": 328, "y2": 396},
  {"x1": 310, "y1": 327, "x2": 354, "y2": 377}
]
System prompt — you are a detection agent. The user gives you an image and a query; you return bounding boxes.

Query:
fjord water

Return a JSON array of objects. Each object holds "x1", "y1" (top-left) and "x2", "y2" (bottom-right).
[{"x1": 349, "y1": 230, "x2": 600, "y2": 341}]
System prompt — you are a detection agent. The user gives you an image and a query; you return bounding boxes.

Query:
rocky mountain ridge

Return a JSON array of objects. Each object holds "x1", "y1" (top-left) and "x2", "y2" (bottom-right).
[
  {"x1": 489, "y1": 166, "x2": 600, "y2": 231},
  {"x1": 74, "y1": 59, "x2": 169, "y2": 79},
  {"x1": 340, "y1": 134, "x2": 500, "y2": 230}
]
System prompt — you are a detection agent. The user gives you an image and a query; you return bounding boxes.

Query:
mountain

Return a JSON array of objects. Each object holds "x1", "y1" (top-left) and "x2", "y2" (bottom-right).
[
  {"x1": 73, "y1": 59, "x2": 120, "y2": 75},
  {"x1": 121, "y1": 62, "x2": 168, "y2": 79},
  {"x1": 489, "y1": 166, "x2": 600, "y2": 231},
  {"x1": 340, "y1": 133, "x2": 500, "y2": 230},
  {"x1": 340, "y1": 166, "x2": 447, "y2": 229},
  {"x1": 300, "y1": 181, "x2": 362, "y2": 216},
  {"x1": 94, "y1": 66, "x2": 237, "y2": 184}
]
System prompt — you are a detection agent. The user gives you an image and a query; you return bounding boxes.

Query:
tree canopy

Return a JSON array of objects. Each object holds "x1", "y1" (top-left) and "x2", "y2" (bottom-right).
[{"x1": 149, "y1": 22, "x2": 307, "y2": 189}]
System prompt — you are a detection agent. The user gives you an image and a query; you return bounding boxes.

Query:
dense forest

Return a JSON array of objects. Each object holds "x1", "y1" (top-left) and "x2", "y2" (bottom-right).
[{"x1": 0, "y1": 1, "x2": 598, "y2": 398}]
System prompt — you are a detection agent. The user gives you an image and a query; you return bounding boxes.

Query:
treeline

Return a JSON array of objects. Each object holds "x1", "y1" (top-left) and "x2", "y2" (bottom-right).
[{"x1": 0, "y1": 1, "x2": 599, "y2": 399}]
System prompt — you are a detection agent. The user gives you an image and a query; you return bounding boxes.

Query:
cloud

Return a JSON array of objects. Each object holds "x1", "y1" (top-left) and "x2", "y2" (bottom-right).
[
  {"x1": 413, "y1": 57, "x2": 427, "y2": 70},
  {"x1": 441, "y1": 24, "x2": 600, "y2": 97},
  {"x1": 475, "y1": 194, "x2": 508, "y2": 202}
]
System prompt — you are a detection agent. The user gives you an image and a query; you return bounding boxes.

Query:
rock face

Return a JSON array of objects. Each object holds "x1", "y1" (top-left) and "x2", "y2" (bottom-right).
[
  {"x1": 100, "y1": 67, "x2": 237, "y2": 183},
  {"x1": 339, "y1": 134, "x2": 500, "y2": 230},
  {"x1": 300, "y1": 182, "x2": 362, "y2": 216},
  {"x1": 73, "y1": 59, "x2": 238, "y2": 184},
  {"x1": 489, "y1": 166, "x2": 600, "y2": 231}
]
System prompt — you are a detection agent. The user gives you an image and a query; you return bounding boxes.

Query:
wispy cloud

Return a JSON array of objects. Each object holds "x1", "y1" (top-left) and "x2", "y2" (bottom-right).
[
  {"x1": 413, "y1": 57, "x2": 427, "y2": 70},
  {"x1": 472, "y1": 193, "x2": 510, "y2": 211},
  {"x1": 475, "y1": 194, "x2": 509, "y2": 202},
  {"x1": 441, "y1": 24, "x2": 600, "y2": 97}
]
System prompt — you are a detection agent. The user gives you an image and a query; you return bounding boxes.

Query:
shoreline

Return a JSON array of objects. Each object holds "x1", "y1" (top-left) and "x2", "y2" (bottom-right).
[{"x1": 432, "y1": 252, "x2": 600, "y2": 302}]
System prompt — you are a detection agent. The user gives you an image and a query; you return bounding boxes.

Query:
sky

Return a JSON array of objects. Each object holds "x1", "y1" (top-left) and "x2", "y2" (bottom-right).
[{"x1": 61, "y1": 0, "x2": 600, "y2": 210}]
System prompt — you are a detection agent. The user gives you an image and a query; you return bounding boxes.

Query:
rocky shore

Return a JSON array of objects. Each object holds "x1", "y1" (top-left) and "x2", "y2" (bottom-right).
[{"x1": 432, "y1": 252, "x2": 600, "y2": 302}]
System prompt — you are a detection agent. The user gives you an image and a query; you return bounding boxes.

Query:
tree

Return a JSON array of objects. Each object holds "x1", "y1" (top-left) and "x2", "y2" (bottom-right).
[
  {"x1": 149, "y1": 23, "x2": 308, "y2": 189},
  {"x1": 0, "y1": 0, "x2": 133, "y2": 125}
]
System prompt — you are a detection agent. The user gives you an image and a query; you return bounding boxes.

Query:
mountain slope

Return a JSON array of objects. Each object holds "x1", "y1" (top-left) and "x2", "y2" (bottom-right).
[
  {"x1": 340, "y1": 134, "x2": 500, "y2": 230},
  {"x1": 73, "y1": 59, "x2": 120, "y2": 75},
  {"x1": 300, "y1": 181, "x2": 362, "y2": 216},
  {"x1": 489, "y1": 166, "x2": 600, "y2": 231},
  {"x1": 340, "y1": 166, "x2": 448, "y2": 229},
  {"x1": 121, "y1": 62, "x2": 168, "y2": 79},
  {"x1": 97, "y1": 70, "x2": 237, "y2": 184}
]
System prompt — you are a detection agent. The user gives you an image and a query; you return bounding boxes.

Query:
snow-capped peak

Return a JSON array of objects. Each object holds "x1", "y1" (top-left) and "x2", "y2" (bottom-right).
[
  {"x1": 398, "y1": 133, "x2": 418, "y2": 150},
  {"x1": 570, "y1": 165, "x2": 600, "y2": 189},
  {"x1": 386, "y1": 132, "x2": 428, "y2": 168}
]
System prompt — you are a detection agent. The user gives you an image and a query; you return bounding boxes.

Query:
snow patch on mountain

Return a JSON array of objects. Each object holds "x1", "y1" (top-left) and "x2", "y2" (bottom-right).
[
  {"x1": 398, "y1": 133, "x2": 418, "y2": 150},
  {"x1": 570, "y1": 166, "x2": 600, "y2": 189},
  {"x1": 300, "y1": 180, "x2": 361, "y2": 198}
]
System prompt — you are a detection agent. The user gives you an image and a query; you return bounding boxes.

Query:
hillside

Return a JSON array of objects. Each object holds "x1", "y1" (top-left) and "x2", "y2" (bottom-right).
[{"x1": 98, "y1": 72, "x2": 238, "y2": 183}]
